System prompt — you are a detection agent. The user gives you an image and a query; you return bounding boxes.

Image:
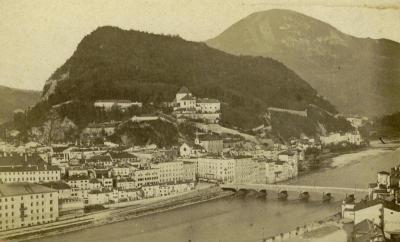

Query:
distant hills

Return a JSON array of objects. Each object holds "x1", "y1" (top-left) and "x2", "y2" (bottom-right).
[
  {"x1": 20, "y1": 25, "x2": 353, "y2": 141},
  {"x1": 0, "y1": 85, "x2": 40, "y2": 123},
  {"x1": 206, "y1": 9, "x2": 400, "y2": 118}
]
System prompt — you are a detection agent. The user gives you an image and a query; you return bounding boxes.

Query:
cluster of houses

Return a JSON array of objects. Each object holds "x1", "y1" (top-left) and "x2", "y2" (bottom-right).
[
  {"x1": 172, "y1": 87, "x2": 221, "y2": 123},
  {"x1": 0, "y1": 126, "x2": 306, "y2": 232},
  {"x1": 341, "y1": 166, "x2": 400, "y2": 241},
  {"x1": 0, "y1": 145, "x2": 196, "y2": 232},
  {"x1": 319, "y1": 131, "x2": 363, "y2": 146},
  {"x1": 178, "y1": 132, "x2": 300, "y2": 184}
]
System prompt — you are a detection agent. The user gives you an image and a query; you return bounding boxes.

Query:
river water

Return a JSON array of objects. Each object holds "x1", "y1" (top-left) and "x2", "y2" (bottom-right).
[{"x1": 32, "y1": 147, "x2": 400, "y2": 242}]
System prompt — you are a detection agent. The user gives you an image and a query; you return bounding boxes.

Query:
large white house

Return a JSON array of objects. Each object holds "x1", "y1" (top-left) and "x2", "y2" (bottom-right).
[{"x1": 173, "y1": 87, "x2": 221, "y2": 123}]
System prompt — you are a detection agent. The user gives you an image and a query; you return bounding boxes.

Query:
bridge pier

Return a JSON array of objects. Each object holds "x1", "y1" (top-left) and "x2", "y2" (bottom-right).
[
  {"x1": 299, "y1": 192, "x2": 310, "y2": 201},
  {"x1": 257, "y1": 190, "x2": 267, "y2": 198},
  {"x1": 278, "y1": 191, "x2": 288, "y2": 200},
  {"x1": 322, "y1": 193, "x2": 333, "y2": 203}
]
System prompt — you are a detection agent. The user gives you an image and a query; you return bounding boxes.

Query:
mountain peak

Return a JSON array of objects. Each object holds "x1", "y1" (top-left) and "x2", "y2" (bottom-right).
[{"x1": 206, "y1": 10, "x2": 400, "y2": 117}]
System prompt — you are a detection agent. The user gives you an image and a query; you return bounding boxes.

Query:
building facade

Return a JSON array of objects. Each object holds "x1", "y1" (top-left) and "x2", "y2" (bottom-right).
[{"x1": 0, "y1": 183, "x2": 59, "y2": 231}]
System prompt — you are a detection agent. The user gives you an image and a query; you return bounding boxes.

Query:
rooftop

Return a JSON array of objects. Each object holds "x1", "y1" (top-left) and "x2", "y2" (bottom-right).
[
  {"x1": 198, "y1": 98, "x2": 220, "y2": 104},
  {"x1": 109, "y1": 151, "x2": 137, "y2": 159},
  {"x1": 354, "y1": 199, "x2": 400, "y2": 212},
  {"x1": 95, "y1": 100, "x2": 133, "y2": 103},
  {"x1": 278, "y1": 150, "x2": 296, "y2": 156},
  {"x1": 0, "y1": 153, "x2": 46, "y2": 167},
  {"x1": 66, "y1": 174, "x2": 90, "y2": 180},
  {"x1": 86, "y1": 154, "x2": 112, "y2": 162},
  {"x1": 180, "y1": 94, "x2": 196, "y2": 101},
  {"x1": 198, "y1": 134, "x2": 222, "y2": 141},
  {"x1": 0, "y1": 183, "x2": 55, "y2": 197},
  {"x1": 177, "y1": 86, "x2": 191, "y2": 94},
  {"x1": 41, "y1": 181, "x2": 71, "y2": 190},
  {"x1": 52, "y1": 146, "x2": 69, "y2": 153}
]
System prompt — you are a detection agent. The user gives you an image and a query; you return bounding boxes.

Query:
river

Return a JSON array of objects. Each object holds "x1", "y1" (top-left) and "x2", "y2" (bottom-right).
[{"x1": 31, "y1": 147, "x2": 400, "y2": 242}]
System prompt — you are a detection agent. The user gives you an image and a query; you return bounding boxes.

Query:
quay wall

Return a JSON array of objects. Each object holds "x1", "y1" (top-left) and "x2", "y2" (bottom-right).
[{"x1": 260, "y1": 213, "x2": 341, "y2": 242}]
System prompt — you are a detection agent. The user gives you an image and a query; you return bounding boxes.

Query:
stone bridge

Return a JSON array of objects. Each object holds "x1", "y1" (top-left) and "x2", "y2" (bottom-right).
[{"x1": 221, "y1": 183, "x2": 369, "y2": 200}]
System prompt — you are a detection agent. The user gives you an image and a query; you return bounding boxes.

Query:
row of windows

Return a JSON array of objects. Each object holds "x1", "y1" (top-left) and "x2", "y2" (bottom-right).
[
  {"x1": 0, "y1": 200, "x2": 53, "y2": 210},
  {"x1": 0, "y1": 207, "x2": 54, "y2": 217},
  {"x1": 0, "y1": 216, "x2": 55, "y2": 231},
  {"x1": 0, "y1": 176, "x2": 59, "y2": 182},
  {"x1": 0, "y1": 171, "x2": 59, "y2": 175},
  {"x1": 0, "y1": 194, "x2": 53, "y2": 203}
]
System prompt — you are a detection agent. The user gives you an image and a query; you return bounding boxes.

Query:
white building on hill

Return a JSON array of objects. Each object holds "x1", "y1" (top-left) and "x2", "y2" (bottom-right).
[{"x1": 173, "y1": 87, "x2": 221, "y2": 123}]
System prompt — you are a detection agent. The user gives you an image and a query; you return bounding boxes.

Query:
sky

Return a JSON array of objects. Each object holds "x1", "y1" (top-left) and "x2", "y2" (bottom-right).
[{"x1": 0, "y1": 0, "x2": 399, "y2": 91}]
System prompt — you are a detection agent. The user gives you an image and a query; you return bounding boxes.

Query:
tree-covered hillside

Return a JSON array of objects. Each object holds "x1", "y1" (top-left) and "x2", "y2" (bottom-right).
[{"x1": 39, "y1": 26, "x2": 336, "y2": 130}]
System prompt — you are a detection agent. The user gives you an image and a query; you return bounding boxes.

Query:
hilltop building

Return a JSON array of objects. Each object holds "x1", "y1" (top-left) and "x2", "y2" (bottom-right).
[{"x1": 172, "y1": 87, "x2": 221, "y2": 123}]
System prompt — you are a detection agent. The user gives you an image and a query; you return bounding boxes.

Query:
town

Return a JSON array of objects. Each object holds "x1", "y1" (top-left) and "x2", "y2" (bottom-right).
[
  {"x1": 342, "y1": 166, "x2": 400, "y2": 241},
  {"x1": 0, "y1": 86, "x2": 376, "y2": 240}
]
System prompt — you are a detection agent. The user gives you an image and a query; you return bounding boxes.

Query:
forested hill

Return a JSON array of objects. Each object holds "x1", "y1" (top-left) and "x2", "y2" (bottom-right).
[{"x1": 38, "y1": 26, "x2": 336, "y2": 130}]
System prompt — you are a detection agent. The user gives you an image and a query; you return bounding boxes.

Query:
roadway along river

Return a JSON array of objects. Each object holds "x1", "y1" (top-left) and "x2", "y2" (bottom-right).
[{"x1": 32, "y1": 147, "x2": 400, "y2": 242}]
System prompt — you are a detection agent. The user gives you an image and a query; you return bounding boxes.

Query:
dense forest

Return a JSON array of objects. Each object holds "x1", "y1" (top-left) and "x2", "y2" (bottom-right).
[{"x1": 38, "y1": 26, "x2": 337, "y2": 130}]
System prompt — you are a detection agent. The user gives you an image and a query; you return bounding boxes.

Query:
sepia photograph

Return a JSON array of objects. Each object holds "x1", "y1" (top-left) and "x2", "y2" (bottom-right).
[{"x1": 0, "y1": 0, "x2": 400, "y2": 241}]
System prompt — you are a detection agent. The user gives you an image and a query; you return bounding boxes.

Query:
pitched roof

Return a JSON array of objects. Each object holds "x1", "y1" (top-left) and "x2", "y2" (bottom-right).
[
  {"x1": 182, "y1": 142, "x2": 204, "y2": 150},
  {"x1": 180, "y1": 94, "x2": 196, "y2": 101},
  {"x1": 278, "y1": 150, "x2": 296, "y2": 156},
  {"x1": 354, "y1": 199, "x2": 400, "y2": 212},
  {"x1": 86, "y1": 154, "x2": 112, "y2": 162},
  {"x1": 198, "y1": 134, "x2": 222, "y2": 141},
  {"x1": 354, "y1": 219, "x2": 375, "y2": 234},
  {"x1": 52, "y1": 146, "x2": 69, "y2": 153},
  {"x1": 0, "y1": 183, "x2": 55, "y2": 197},
  {"x1": 177, "y1": 86, "x2": 191, "y2": 94},
  {"x1": 66, "y1": 174, "x2": 89, "y2": 180},
  {"x1": 198, "y1": 98, "x2": 220, "y2": 104},
  {"x1": 109, "y1": 151, "x2": 137, "y2": 159},
  {"x1": 0, "y1": 153, "x2": 44, "y2": 167},
  {"x1": 41, "y1": 181, "x2": 71, "y2": 190},
  {"x1": 95, "y1": 100, "x2": 132, "y2": 103},
  {"x1": 0, "y1": 154, "x2": 59, "y2": 172}
]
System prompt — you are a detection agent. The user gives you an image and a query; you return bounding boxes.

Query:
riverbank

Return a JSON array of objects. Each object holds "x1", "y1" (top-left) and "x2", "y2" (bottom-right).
[
  {"x1": 3, "y1": 186, "x2": 232, "y2": 242},
  {"x1": 296, "y1": 141, "x2": 400, "y2": 182}
]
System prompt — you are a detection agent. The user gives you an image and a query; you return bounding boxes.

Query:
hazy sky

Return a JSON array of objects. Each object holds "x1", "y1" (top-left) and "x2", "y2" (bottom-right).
[{"x1": 1, "y1": 0, "x2": 399, "y2": 91}]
